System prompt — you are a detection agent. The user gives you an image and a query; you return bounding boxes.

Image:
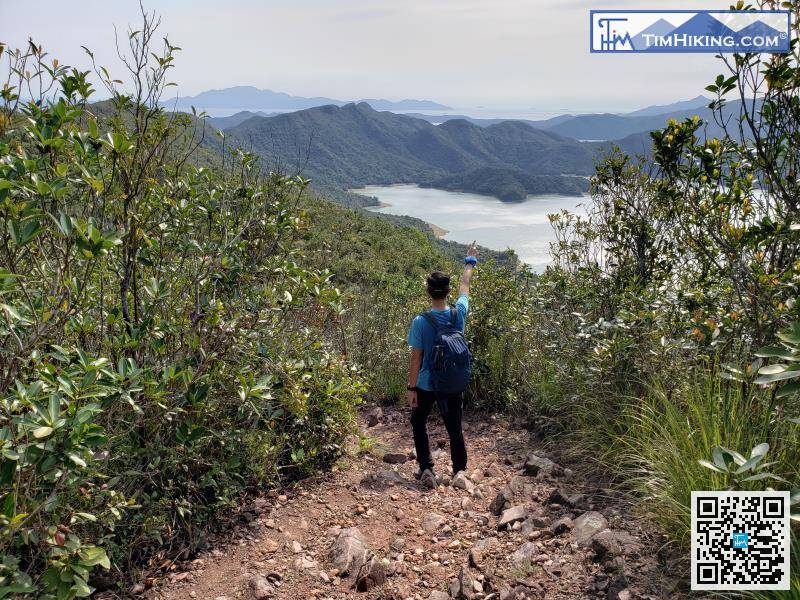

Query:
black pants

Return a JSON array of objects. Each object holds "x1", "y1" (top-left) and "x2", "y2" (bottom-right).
[{"x1": 410, "y1": 389, "x2": 467, "y2": 474}]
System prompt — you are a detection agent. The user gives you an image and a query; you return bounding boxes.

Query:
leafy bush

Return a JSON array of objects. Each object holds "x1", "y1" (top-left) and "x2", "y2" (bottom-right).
[
  {"x1": 0, "y1": 24, "x2": 364, "y2": 596},
  {"x1": 488, "y1": 2, "x2": 800, "y2": 590}
]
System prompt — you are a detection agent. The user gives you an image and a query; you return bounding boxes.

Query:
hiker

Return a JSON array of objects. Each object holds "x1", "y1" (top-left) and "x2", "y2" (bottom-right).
[{"x1": 407, "y1": 242, "x2": 477, "y2": 488}]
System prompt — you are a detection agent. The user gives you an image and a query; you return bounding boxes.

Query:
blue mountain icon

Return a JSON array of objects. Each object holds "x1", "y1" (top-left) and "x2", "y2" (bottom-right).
[
  {"x1": 735, "y1": 21, "x2": 782, "y2": 38},
  {"x1": 632, "y1": 18, "x2": 676, "y2": 50},
  {"x1": 670, "y1": 13, "x2": 736, "y2": 38}
]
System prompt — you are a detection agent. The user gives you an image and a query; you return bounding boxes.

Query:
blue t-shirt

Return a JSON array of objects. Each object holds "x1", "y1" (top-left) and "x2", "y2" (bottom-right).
[{"x1": 407, "y1": 295, "x2": 469, "y2": 391}]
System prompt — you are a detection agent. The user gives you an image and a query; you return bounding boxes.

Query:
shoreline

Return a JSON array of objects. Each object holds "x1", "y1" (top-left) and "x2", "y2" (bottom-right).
[
  {"x1": 352, "y1": 184, "x2": 584, "y2": 267},
  {"x1": 427, "y1": 222, "x2": 449, "y2": 238},
  {"x1": 356, "y1": 194, "x2": 449, "y2": 239}
]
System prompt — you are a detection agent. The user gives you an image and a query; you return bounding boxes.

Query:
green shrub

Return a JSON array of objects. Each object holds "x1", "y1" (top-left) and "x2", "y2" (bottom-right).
[{"x1": 0, "y1": 28, "x2": 364, "y2": 596}]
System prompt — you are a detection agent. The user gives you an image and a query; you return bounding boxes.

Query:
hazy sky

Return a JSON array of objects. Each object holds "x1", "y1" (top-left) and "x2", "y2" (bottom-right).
[{"x1": 2, "y1": 0, "x2": 731, "y2": 113}]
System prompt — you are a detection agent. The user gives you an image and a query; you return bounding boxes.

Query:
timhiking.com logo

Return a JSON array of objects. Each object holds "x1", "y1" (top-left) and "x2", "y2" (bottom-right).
[{"x1": 590, "y1": 10, "x2": 791, "y2": 53}]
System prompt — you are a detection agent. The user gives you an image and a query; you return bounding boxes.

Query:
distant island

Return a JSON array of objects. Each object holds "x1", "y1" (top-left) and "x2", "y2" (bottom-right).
[
  {"x1": 420, "y1": 167, "x2": 589, "y2": 202},
  {"x1": 167, "y1": 85, "x2": 451, "y2": 111}
]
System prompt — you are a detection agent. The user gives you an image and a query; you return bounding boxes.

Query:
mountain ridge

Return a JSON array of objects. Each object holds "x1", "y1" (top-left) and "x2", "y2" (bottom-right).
[
  {"x1": 168, "y1": 85, "x2": 450, "y2": 111},
  {"x1": 221, "y1": 102, "x2": 597, "y2": 203},
  {"x1": 205, "y1": 96, "x2": 719, "y2": 143}
]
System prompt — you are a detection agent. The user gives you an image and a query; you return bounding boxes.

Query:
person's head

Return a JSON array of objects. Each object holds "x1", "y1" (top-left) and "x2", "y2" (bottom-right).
[{"x1": 426, "y1": 271, "x2": 450, "y2": 300}]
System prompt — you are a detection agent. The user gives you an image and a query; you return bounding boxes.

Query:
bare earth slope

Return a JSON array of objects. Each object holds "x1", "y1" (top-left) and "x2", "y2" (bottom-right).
[{"x1": 152, "y1": 407, "x2": 685, "y2": 600}]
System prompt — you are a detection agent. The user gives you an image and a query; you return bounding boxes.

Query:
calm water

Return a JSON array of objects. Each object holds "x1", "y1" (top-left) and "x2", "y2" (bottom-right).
[{"x1": 354, "y1": 185, "x2": 589, "y2": 271}]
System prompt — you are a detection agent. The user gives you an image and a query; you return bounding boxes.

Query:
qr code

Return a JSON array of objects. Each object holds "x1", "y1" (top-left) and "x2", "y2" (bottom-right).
[{"x1": 691, "y1": 491, "x2": 790, "y2": 590}]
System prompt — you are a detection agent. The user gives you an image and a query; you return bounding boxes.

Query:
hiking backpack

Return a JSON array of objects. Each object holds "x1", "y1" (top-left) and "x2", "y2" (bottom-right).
[{"x1": 421, "y1": 307, "x2": 472, "y2": 394}]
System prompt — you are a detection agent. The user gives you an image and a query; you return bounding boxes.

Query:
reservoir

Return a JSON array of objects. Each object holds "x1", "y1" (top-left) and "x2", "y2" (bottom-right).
[{"x1": 354, "y1": 184, "x2": 589, "y2": 272}]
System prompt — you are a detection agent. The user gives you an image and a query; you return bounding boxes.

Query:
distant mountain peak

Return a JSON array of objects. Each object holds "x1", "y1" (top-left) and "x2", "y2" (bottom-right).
[
  {"x1": 167, "y1": 86, "x2": 450, "y2": 112},
  {"x1": 625, "y1": 95, "x2": 712, "y2": 117}
]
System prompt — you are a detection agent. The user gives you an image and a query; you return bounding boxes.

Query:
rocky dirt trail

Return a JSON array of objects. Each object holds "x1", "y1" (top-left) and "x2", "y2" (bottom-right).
[{"x1": 151, "y1": 406, "x2": 686, "y2": 600}]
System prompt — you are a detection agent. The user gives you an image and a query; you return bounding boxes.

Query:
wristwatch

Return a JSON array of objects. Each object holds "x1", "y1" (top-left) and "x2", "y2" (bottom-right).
[
  {"x1": 407, "y1": 385, "x2": 418, "y2": 391},
  {"x1": 464, "y1": 255, "x2": 478, "y2": 266}
]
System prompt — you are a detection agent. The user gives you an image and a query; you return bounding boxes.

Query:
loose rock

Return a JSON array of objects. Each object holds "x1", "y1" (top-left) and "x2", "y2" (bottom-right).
[
  {"x1": 523, "y1": 453, "x2": 564, "y2": 477},
  {"x1": 489, "y1": 488, "x2": 513, "y2": 516},
  {"x1": 383, "y1": 452, "x2": 408, "y2": 464},
  {"x1": 511, "y1": 541, "x2": 537, "y2": 566},
  {"x1": 422, "y1": 512, "x2": 447, "y2": 533},
  {"x1": 498, "y1": 505, "x2": 527, "y2": 529},
  {"x1": 449, "y1": 565, "x2": 477, "y2": 599},
  {"x1": 452, "y1": 471, "x2": 475, "y2": 492},
  {"x1": 355, "y1": 554, "x2": 386, "y2": 591},
  {"x1": 549, "y1": 516, "x2": 573, "y2": 536},
  {"x1": 365, "y1": 408, "x2": 382, "y2": 427},
  {"x1": 572, "y1": 511, "x2": 608, "y2": 546},
  {"x1": 328, "y1": 528, "x2": 368, "y2": 576},
  {"x1": 591, "y1": 529, "x2": 623, "y2": 560},
  {"x1": 248, "y1": 576, "x2": 275, "y2": 599}
]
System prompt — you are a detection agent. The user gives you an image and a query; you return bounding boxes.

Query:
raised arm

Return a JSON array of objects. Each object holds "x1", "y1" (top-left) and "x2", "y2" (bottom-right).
[{"x1": 459, "y1": 241, "x2": 478, "y2": 297}]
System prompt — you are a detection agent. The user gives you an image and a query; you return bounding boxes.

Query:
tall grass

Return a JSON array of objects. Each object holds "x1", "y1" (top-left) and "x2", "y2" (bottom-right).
[{"x1": 607, "y1": 371, "x2": 799, "y2": 588}]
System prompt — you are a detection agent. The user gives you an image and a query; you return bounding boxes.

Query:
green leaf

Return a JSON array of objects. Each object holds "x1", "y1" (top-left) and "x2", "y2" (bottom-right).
[
  {"x1": 776, "y1": 382, "x2": 800, "y2": 399},
  {"x1": 711, "y1": 445, "x2": 746, "y2": 469},
  {"x1": 48, "y1": 395, "x2": 61, "y2": 422},
  {"x1": 734, "y1": 453, "x2": 765, "y2": 474},
  {"x1": 72, "y1": 512, "x2": 97, "y2": 523},
  {"x1": 754, "y1": 369, "x2": 800, "y2": 384},
  {"x1": 67, "y1": 453, "x2": 87, "y2": 468},
  {"x1": 755, "y1": 346, "x2": 799, "y2": 360},
  {"x1": 742, "y1": 472, "x2": 787, "y2": 482},
  {"x1": 758, "y1": 364, "x2": 787, "y2": 375},
  {"x1": 72, "y1": 576, "x2": 92, "y2": 598},
  {"x1": 32, "y1": 426, "x2": 53, "y2": 439},
  {"x1": 750, "y1": 443, "x2": 769, "y2": 458},
  {"x1": 79, "y1": 546, "x2": 110, "y2": 569},
  {"x1": 698, "y1": 459, "x2": 724, "y2": 473}
]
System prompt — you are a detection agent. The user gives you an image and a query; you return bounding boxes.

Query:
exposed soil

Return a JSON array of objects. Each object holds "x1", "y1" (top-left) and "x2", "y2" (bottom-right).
[{"x1": 146, "y1": 406, "x2": 687, "y2": 600}]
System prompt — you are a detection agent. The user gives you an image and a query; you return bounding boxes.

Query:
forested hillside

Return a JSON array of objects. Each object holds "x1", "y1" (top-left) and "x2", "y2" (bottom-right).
[
  {"x1": 420, "y1": 167, "x2": 588, "y2": 202},
  {"x1": 221, "y1": 103, "x2": 597, "y2": 202},
  {"x1": 269, "y1": 95, "x2": 712, "y2": 140}
]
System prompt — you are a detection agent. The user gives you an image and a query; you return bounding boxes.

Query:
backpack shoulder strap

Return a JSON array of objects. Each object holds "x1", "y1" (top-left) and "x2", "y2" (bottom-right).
[
  {"x1": 449, "y1": 305, "x2": 458, "y2": 327},
  {"x1": 421, "y1": 311, "x2": 440, "y2": 332}
]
